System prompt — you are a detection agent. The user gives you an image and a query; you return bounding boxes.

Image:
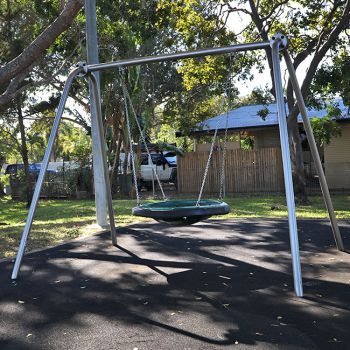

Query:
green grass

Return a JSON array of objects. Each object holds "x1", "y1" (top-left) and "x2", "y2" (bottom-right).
[
  {"x1": 221, "y1": 195, "x2": 350, "y2": 219},
  {"x1": 0, "y1": 195, "x2": 349, "y2": 259}
]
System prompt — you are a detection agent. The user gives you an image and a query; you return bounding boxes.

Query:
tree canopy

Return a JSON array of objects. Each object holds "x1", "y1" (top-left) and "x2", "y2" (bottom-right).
[{"x1": 0, "y1": 0, "x2": 349, "y2": 200}]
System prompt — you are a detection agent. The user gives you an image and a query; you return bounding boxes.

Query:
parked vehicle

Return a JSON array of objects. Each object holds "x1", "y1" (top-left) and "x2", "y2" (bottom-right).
[
  {"x1": 2, "y1": 163, "x2": 40, "y2": 175},
  {"x1": 138, "y1": 152, "x2": 177, "y2": 190},
  {"x1": 0, "y1": 161, "x2": 83, "y2": 197},
  {"x1": 1, "y1": 161, "x2": 80, "y2": 176},
  {"x1": 1, "y1": 163, "x2": 41, "y2": 195}
]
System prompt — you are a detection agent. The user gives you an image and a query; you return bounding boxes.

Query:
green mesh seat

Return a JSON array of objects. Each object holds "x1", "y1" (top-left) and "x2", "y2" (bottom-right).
[{"x1": 132, "y1": 199, "x2": 230, "y2": 225}]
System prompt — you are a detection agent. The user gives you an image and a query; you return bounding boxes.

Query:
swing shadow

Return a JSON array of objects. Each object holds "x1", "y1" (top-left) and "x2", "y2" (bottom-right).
[
  {"x1": 42, "y1": 219, "x2": 350, "y2": 312},
  {"x1": 0, "y1": 246, "x2": 309, "y2": 349},
  {"x1": 115, "y1": 236, "x2": 350, "y2": 313},
  {"x1": 0, "y1": 261, "x2": 255, "y2": 348},
  {"x1": 115, "y1": 242, "x2": 288, "y2": 294},
  {"x1": 1, "y1": 219, "x2": 350, "y2": 349}
]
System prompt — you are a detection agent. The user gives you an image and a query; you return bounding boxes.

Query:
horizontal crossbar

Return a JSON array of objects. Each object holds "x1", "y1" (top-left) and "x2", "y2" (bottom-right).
[{"x1": 86, "y1": 41, "x2": 270, "y2": 72}]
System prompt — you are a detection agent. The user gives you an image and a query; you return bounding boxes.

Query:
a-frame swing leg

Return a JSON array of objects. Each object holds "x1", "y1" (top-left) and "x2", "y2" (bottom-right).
[
  {"x1": 88, "y1": 73, "x2": 117, "y2": 245},
  {"x1": 11, "y1": 67, "x2": 83, "y2": 280},
  {"x1": 11, "y1": 68, "x2": 117, "y2": 280},
  {"x1": 270, "y1": 34, "x2": 303, "y2": 297},
  {"x1": 283, "y1": 51, "x2": 344, "y2": 252}
]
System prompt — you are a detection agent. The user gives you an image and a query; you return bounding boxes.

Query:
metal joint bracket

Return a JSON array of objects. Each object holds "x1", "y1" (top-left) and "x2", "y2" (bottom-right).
[
  {"x1": 269, "y1": 33, "x2": 288, "y2": 49},
  {"x1": 75, "y1": 61, "x2": 89, "y2": 76}
]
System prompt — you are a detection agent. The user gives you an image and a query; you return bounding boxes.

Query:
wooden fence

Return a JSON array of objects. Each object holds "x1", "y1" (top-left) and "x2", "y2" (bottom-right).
[{"x1": 177, "y1": 148, "x2": 284, "y2": 194}]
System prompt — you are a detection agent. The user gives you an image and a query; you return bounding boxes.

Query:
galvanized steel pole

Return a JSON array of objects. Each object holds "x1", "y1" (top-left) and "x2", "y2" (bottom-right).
[
  {"x1": 86, "y1": 41, "x2": 271, "y2": 72},
  {"x1": 11, "y1": 68, "x2": 83, "y2": 279},
  {"x1": 88, "y1": 73, "x2": 117, "y2": 245},
  {"x1": 85, "y1": 0, "x2": 109, "y2": 227},
  {"x1": 284, "y1": 51, "x2": 344, "y2": 251},
  {"x1": 270, "y1": 34, "x2": 303, "y2": 297}
]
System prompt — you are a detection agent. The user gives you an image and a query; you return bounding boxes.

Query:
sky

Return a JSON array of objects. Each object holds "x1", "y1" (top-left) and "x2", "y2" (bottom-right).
[{"x1": 226, "y1": 9, "x2": 312, "y2": 97}]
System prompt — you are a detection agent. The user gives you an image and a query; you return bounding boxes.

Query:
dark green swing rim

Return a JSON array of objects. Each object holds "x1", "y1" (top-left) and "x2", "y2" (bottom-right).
[{"x1": 132, "y1": 199, "x2": 230, "y2": 220}]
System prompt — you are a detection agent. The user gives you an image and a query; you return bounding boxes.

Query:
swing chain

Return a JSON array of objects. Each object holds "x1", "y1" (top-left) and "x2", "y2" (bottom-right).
[
  {"x1": 196, "y1": 118, "x2": 220, "y2": 206},
  {"x1": 121, "y1": 71, "x2": 141, "y2": 205},
  {"x1": 119, "y1": 69, "x2": 167, "y2": 202},
  {"x1": 219, "y1": 83, "x2": 230, "y2": 200},
  {"x1": 219, "y1": 114, "x2": 229, "y2": 200},
  {"x1": 197, "y1": 61, "x2": 232, "y2": 204}
]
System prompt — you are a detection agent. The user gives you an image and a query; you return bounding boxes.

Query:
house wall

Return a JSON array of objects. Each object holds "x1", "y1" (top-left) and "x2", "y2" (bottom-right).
[
  {"x1": 250, "y1": 128, "x2": 280, "y2": 149},
  {"x1": 195, "y1": 140, "x2": 240, "y2": 152},
  {"x1": 324, "y1": 123, "x2": 350, "y2": 189}
]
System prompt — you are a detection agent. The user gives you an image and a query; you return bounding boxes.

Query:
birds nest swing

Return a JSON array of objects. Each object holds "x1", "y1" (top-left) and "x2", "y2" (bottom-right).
[{"x1": 121, "y1": 74, "x2": 230, "y2": 226}]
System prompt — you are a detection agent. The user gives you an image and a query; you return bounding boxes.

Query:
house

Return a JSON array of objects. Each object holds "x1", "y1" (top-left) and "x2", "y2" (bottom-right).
[{"x1": 189, "y1": 100, "x2": 350, "y2": 190}]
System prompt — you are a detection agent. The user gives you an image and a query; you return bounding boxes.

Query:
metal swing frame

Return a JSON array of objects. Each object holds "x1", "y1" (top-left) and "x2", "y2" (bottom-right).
[{"x1": 11, "y1": 33, "x2": 344, "y2": 298}]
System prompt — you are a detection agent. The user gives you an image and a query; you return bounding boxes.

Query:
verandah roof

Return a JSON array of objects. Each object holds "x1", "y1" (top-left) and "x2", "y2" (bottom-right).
[{"x1": 192, "y1": 100, "x2": 350, "y2": 135}]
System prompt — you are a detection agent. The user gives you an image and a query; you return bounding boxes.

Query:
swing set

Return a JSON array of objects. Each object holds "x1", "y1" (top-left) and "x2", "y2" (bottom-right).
[{"x1": 10, "y1": 32, "x2": 344, "y2": 298}]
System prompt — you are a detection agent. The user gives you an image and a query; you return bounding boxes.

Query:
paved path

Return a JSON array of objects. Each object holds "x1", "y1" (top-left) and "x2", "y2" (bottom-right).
[{"x1": 1, "y1": 219, "x2": 350, "y2": 349}]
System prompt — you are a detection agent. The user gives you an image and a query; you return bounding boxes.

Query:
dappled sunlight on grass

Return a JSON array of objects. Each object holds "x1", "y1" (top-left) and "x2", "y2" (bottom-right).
[
  {"x1": 0, "y1": 197, "x2": 153, "y2": 258},
  {"x1": 221, "y1": 195, "x2": 350, "y2": 219},
  {"x1": 0, "y1": 195, "x2": 349, "y2": 259}
]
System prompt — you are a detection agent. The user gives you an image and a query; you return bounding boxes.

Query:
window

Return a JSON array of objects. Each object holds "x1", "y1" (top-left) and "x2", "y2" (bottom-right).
[
  {"x1": 150, "y1": 154, "x2": 162, "y2": 164},
  {"x1": 140, "y1": 154, "x2": 148, "y2": 165}
]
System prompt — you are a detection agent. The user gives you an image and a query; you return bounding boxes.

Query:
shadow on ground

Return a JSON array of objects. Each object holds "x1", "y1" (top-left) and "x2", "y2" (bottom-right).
[{"x1": 0, "y1": 219, "x2": 349, "y2": 349}]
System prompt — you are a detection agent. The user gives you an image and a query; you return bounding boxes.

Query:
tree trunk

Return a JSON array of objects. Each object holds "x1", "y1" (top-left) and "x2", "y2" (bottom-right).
[
  {"x1": 289, "y1": 120, "x2": 308, "y2": 203},
  {"x1": 110, "y1": 133, "x2": 123, "y2": 182},
  {"x1": 122, "y1": 148, "x2": 129, "y2": 175},
  {"x1": 287, "y1": 91, "x2": 308, "y2": 202},
  {"x1": 0, "y1": 155, "x2": 5, "y2": 196},
  {"x1": 17, "y1": 100, "x2": 32, "y2": 207}
]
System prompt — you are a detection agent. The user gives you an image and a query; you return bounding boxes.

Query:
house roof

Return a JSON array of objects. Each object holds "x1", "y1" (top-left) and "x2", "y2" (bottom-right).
[{"x1": 193, "y1": 100, "x2": 350, "y2": 134}]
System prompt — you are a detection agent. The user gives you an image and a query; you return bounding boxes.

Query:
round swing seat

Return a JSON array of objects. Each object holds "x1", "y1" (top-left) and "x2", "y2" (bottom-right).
[{"x1": 132, "y1": 199, "x2": 230, "y2": 226}]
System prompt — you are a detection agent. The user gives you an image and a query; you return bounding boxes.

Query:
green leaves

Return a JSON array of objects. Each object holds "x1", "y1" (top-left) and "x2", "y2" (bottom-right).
[
  {"x1": 310, "y1": 116, "x2": 341, "y2": 146},
  {"x1": 311, "y1": 53, "x2": 350, "y2": 107},
  {"x1": 178, "y1": 56, "x2": 225, "y2": 91}
]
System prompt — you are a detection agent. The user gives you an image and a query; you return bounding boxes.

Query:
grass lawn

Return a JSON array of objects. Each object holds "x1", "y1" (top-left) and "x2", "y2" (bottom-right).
[{"x1": 0, "y1": 194, "x2": 349, "y2": 259}]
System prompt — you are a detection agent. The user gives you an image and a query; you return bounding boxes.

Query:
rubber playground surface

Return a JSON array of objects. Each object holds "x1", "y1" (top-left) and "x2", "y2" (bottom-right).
[{"x1": 1, "y1": 219, "x2": 349, "y2": 349}]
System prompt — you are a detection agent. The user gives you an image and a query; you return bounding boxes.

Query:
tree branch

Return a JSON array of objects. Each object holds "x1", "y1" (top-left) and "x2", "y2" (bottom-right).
[
  {"x1": 288, "y1": 0, "x2": 350, "y2": 124},
  {"x1": 261, "y1": 0, "x2": 288, "y2": 22},
  {"x1": 0, "y1": 0, "x2": 83, "y2": 87},
  {"x1": 0, "y1": 36, "x2": 85, "y2": 108},
  {"x1": 302, "y1": 0, "x2": 350, "y2": 92}
]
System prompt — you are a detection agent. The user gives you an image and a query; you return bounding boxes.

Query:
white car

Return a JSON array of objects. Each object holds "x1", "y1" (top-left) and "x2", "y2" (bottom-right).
[{"x1": 139, "y1": 152, "x2": 177, "y2": 190}]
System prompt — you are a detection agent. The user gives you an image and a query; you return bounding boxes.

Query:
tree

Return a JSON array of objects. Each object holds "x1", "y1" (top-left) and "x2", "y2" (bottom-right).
[
  {"x1": 0, "y1": 125, "x2": 20, "y2": 196},
  {"x1": 150, "y1": 0, "x2": 241, "y2": 136},
  {"x1": 1, "y1": 1, "x2": 239, "y2": 174},
  {"x1": 89, "y1": 1, "x2": 239, "y2": 175},
  {"x1": 0, "y1": 0, "x2": 84, "y2": 108},
  {"x1": 310, "y1": 51, "x2": 350, "y2": 107},
  {"x1": 0, "y1": 0, "x2": 87, "y2": 203},
  {"x1": 217, "y1": 0, "x2": 350, "y2": 201},
  {"x1": 3, "y1": 0, "x2": 348, "y2": 203},
  {"x1": 310, "y1": 116, "x2": 341, "y2": 146}
]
